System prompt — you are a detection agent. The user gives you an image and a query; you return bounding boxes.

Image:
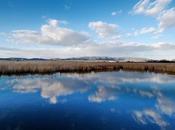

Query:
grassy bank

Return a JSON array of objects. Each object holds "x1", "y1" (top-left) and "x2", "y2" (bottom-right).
[{"x1": 0, "y1": 60, "x2": 175, "y2": 75}]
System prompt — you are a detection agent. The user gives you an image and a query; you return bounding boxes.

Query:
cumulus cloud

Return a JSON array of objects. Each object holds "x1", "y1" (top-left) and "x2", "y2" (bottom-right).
[
  {"x1": 133, "y1": 0, "x2": 171, "y2": 16},
  {"x1": 88, "y1": 21, "x2": 118, "y2": 38},
  {"x1": 1, "y1": 18, "x2": 175, "y2": 59},
  {"x1": 10, "y1": 19, "x2": 90, "y2": 46}
]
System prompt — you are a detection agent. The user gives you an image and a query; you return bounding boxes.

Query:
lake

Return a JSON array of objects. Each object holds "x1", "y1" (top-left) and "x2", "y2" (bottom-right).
[{"x1": 0, "y1": 71, "x2": 175, "y2": 130}]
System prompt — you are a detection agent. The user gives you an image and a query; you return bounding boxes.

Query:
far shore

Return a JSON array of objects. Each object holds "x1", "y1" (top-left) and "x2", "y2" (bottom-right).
[{"x1": 0, "y1": 60, "x2": 175, "y2": 76}]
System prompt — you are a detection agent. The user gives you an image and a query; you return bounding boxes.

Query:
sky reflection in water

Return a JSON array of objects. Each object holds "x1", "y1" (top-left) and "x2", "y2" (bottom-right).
[{"x1": 0, "y1": 71, "x2": 175, "y2": 130}]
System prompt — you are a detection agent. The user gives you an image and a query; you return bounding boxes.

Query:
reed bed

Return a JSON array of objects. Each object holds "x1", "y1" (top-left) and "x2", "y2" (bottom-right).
[{"x1": 0, "y1": 60, "x2": 175, "y2": 75}]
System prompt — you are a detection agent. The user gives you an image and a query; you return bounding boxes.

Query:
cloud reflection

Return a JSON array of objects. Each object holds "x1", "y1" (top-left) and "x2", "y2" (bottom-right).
[
  {"x1": 10, "y1": 76, "x2": 90, "y2": 104},
  {"x1": 88, "y1": 87, "x2": 117, "y2": 103},
  {"x1": 133, "y1": 109, "x2": 168, "y2": 128},
  {"x1": 63, "y1": 71, "x2": 175, "y2": 84},
  {"x1": 1, "y1": 71, "x2": 175, "y2": 129},
  {"x1": 157, "y1": 95, "x2": 175, "y2": 116}
]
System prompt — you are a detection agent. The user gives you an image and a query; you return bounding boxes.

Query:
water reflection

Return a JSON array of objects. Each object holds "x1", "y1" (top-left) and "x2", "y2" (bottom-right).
[
  {"x1": 88, "y1": 87, "x2": 117, "y2": 103},
  {"x1": 10, "y1": 76, "x2": 90, "y2": 104},
  {"x1": 0, "y1": 71, "x2": 175, "y2": 130}
]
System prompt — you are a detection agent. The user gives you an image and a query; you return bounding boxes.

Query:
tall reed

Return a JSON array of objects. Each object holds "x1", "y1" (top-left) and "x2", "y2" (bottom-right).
[{"x1": 0, "y1": 60, "x2": 175, "y2": 75}]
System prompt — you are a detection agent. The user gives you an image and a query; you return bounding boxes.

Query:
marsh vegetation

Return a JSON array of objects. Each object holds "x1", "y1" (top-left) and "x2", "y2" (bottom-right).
[{"x1": 0, "y1": 60, "x2": 175, "y2": 75}]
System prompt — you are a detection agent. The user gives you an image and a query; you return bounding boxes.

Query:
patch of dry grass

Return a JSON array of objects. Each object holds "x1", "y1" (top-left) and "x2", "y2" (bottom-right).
[{"x1": 0, "y1": 60, "x2": 175, "y2": 75}]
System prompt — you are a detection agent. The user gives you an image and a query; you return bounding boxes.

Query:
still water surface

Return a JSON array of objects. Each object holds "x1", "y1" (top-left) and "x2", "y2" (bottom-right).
[{"x1": 0, "y1": 71, "x2": 175, "y2": 130}]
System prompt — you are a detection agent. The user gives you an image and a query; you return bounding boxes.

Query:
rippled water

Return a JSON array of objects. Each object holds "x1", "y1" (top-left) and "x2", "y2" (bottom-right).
[{"x1": 0, "y1": 71, "x2": 175, "y2": 130}]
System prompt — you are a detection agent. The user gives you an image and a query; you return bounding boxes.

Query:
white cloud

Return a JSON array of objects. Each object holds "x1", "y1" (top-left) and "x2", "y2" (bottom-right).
[
  {"x1": 158, "y1": 8, "x2": 175, "y2": 31},
  {"x1": 10, "y1": 19, "x2": 89, "y2": 46},
  {"x1": 88, "y1": 21, "x2": 118, "y2": 38},
  {"x1": 132, "y1": 0, "x2": 175, "y2": 33},
  {"x1": 112, "y1": 12, "x2": 117, "y2": 16},
  {"x1": 129, "y1": 0, "x2": 174, "y2": 36},
  {"x1": 2, "y1": 18, "x2": 175, "y2": 59},
  {"x1": 131, "y1": 27, "x2": 157, "y2": 36},
  {"x1": 111, "y1": 10, "x2": 122, "y2": 16},
  {"x1": 139, "y1": 27, "x2": 157, "y2": 34},
  {"x1": 1, "y1": 42, "x2": 175, "y2": 59},
  {"x1": 129, "y1": 26, "x2": 163, "y2": 36},
  {"x1": 133, "y1": 0, "x2": 171, "y2": 16},
  {"x1": 133, "y1": 0, "x2": 175, "y2": 36}
]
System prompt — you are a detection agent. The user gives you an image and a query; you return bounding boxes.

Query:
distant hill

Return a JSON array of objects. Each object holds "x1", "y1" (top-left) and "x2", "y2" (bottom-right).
[
  {"x1": 64, "y1": 56, "x2": 116, "y2": 61},
  {"x1": 0, "y1": 57, "x2": 175, "y2": 63},
  {"x1": 0, "y1": 58, "x2": 52, "y2": 61},
  {"x1": 64, "y1": 57, "x2": 149, "y2": 62},
  {"x1": 147, "y1": 59, "x2": 175, "y2": 63}
]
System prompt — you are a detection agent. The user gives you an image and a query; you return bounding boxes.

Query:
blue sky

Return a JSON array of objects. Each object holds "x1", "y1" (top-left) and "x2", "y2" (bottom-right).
[{"x1": 0, "y1": 0, "x2": 175, "y2": 59}]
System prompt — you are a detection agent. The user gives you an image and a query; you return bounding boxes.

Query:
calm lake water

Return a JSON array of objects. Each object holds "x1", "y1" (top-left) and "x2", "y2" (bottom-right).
[{"x1": 0, "y1": 71, "x2": 175, "y2": 130}]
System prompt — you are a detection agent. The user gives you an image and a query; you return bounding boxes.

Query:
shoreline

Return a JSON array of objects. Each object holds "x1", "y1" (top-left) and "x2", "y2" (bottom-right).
[{"x1": 0, "y1": 60, "x2": 175, "y2": 76}]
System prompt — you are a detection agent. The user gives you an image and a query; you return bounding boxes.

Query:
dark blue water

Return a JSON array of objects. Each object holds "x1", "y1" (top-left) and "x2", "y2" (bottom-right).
[{"x1": 0, "y1": 71, "x2": 175, "y2": 130}]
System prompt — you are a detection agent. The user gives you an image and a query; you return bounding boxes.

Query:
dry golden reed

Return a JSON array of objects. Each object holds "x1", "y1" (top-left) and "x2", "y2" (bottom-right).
[{"x1": 0, "y1": 60, "x2": 175, "y2": 75}]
